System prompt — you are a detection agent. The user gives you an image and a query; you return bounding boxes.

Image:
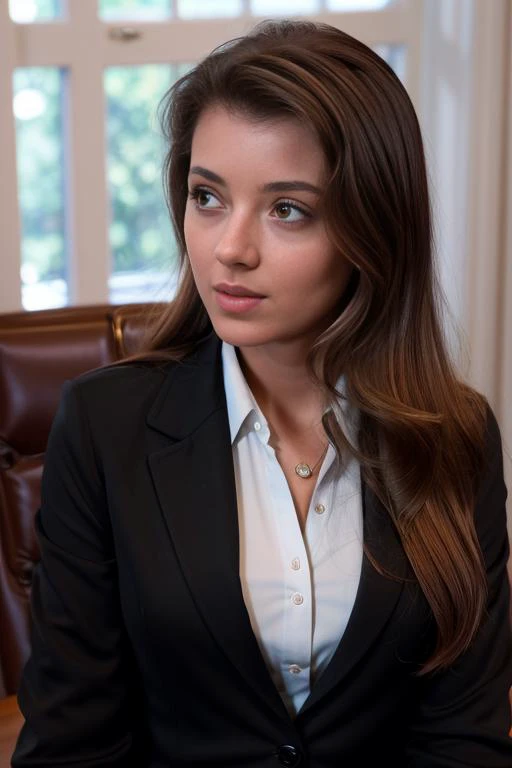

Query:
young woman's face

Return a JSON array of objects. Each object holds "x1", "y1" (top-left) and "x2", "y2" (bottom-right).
[{"x1": 184, "y1": 105, "x2": 353, "y2": 353}]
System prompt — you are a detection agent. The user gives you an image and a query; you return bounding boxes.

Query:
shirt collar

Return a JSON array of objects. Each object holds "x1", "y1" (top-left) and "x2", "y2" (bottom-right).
[
  {"x1": 221, "y1": 341, "x2": 358, "y2": 448},
  {"x1": 221, "y1": 342, "x2": 265, "y2": 445}
]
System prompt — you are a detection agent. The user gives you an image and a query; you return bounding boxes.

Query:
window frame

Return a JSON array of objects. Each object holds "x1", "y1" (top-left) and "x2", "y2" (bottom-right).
[{"x1": 0, "y1": 0, "x2": 423, "y2": 311}]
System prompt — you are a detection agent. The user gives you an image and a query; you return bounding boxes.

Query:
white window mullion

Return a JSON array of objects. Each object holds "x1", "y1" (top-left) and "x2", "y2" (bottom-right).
[
  {"x1": 14, "y1": 23, "x2": 78, "y2": 66},
  {"x1": 0, "y1": 3, "x2": 22, "y2": 312},
  {"x1": 98, "y1": 9, "x2": 421, "y2": 87},
  {"x1": 102, "y1": 19, "x2": 258, "y2": 63},
  {"x1": 65, "y1": 0, "x2": 109, "y2": 305}
]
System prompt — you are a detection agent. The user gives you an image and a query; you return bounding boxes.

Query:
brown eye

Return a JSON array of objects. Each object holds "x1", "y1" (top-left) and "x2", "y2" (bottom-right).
[
  {"x1": 275, "y1": 202, "x2": 292, "y2": 219},
  {"x1": 272, "y1": 201, "x2": 309, "y2": 223},
  {"x1": 197, "y1": 190, "x2": 212, "y2": 207},
  {"x1": 190, "y1": 188, "x2": 221, "y2": 209}
]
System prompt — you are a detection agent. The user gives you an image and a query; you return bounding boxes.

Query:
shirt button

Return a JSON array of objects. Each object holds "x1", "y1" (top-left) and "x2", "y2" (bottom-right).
[
  {"x1": 276, "y1": 744, "x2": 301, "y2": 767},
  {"x1": 314, "y1": 503, "x2": 326, "y2": 514},
  {"x1": 288, "y1": 664, "x2": 302, "y2": 675},
  {"x1": 291, "y1": 558, "x2": 300, "y2": 571},
  {"x1": 291, "y1": 593, "x2": 304, "y2": 605},
  {"x1": 254, "y1": 421, "x2": 261, "y2": 431}
]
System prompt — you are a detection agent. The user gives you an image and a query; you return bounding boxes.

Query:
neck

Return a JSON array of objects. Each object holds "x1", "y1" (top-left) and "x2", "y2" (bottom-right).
[{"x1": 236, "y1": 342, "x2": 326, "y2": 435}]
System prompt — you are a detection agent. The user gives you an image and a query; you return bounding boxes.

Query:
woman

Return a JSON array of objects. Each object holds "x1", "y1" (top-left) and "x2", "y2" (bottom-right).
[{"x1": 13, "y1": 19, "x2": 512, "y2": 768}]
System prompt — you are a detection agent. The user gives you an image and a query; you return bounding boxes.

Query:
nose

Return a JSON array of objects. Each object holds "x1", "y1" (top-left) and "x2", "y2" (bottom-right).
[{"x1": 213, "y1": 211, "x2": 260, "y2": 269}]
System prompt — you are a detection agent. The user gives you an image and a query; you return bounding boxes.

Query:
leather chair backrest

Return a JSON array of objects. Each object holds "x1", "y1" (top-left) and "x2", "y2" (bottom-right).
[{"x1": 0, "y1": 303, "x2": 160, "y2": 697}]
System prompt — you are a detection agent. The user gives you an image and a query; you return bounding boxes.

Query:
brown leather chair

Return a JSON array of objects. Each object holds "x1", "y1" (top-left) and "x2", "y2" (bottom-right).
[{"x1": 0, "y1": 302, "x2": 161, "y2": 699}]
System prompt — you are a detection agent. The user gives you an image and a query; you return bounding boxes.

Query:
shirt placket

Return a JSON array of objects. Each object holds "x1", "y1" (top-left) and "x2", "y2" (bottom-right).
[{"x1": 258, "y1": 429, "x2": 313, "y2": 712}]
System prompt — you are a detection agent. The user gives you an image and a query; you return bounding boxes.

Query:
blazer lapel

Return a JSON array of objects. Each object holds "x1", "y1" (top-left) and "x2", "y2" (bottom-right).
[
  {"x1": 298, "y1": 479, "x2": 408, "y2": 717},
  {"x1": 146, "y1": 333, "x2": 290, "y2": 722}
]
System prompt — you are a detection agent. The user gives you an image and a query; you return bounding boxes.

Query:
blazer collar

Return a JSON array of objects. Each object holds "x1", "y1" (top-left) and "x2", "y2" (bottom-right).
[{"x1": 146, "y1": 331, "x2": 225, "y2": 440}]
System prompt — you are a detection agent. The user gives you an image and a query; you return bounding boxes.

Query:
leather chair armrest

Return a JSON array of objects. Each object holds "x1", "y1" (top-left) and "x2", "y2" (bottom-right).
[{"x1": 0, "y1": 696, "x2": 22, "y2": 767}]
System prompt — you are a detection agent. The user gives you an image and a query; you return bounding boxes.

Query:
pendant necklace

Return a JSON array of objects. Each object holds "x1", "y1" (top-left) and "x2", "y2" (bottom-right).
[{"x1": 294, "y1": 444, "x2": 328, "y2": 480}]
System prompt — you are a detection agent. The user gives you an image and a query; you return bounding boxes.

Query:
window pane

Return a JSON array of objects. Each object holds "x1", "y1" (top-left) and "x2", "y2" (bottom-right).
[
  {"x1": 177, "y1": 0, "x2": 242, "y2": 20},
  {"x1": 9, "y1": 0, "x2": 63, "y2": 22},
  {"x1": 99, "y1": 0, "x2": 171, "y2": 21},
  {"x1": 105, "y1": 65, "x2": 185, "y2": 305},
  {"x1": 251, "y1": 0, "x2": 319, "y2": 15},
  {"x1": 13, "y1": 68, "x2": 68, "y2": 310},
  {"x1": 326, "y1": 0, "x2": 392, "y2": 9},
  {"x1": 373, "y1": 44, "x2": 406, "y2": 84}
]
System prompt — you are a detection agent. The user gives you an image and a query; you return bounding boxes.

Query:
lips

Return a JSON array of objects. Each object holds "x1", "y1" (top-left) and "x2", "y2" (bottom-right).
[
  {"x1": 214, "y1": 282, "x2": 265, "y2": 298},
  {"x1": 213, "y1": 284, "x2": 265, "y2": 315}
]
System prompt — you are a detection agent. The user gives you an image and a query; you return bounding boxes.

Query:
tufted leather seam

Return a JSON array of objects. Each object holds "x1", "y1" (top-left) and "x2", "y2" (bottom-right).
[{"x1": 0, "y1": 439, "x2": 18, "y2": 470}]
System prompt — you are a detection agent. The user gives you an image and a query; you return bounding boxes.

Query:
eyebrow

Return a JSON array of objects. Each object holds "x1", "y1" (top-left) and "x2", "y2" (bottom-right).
[{"x1": 188, "y1": 166, "x2": 322, "y2": 195}]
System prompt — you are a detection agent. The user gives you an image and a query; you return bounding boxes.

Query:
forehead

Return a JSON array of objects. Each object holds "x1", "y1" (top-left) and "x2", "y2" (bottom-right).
[{"x1": 189, "y1": 105, "x2": 327, "y2": 182}]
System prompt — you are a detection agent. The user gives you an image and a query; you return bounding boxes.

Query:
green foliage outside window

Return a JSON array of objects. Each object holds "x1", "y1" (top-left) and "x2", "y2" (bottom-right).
[
  {"x1": 105, "y1": 65, "x2": 181, "y2": 276},
  {"x1": 37, "y1": 0, "x2": 60, "y2": 16},
  {"x1": 14, "y1": 67, "x2": 66, "y2": 286},
  {"x1": 14, "y1": 63, "x2": 185, "y2": 288}
]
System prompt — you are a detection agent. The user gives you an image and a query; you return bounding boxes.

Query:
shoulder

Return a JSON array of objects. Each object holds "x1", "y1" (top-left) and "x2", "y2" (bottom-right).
[
  {"x1": 69, "y1": 360, "x2": 172, "y2": 401},
  {"x1": 473, "y1": 402, "x2": 508, "y2": 566},
  {"x1": 66, "y1": 331, "x2": 223, "y2": 408},
  {"x1": 50, "y1": 361, "x2": 178, "y2": 446},
  {"x1": 61, "y1": 361, "x2": 172, "y2": 420},
  {"x1": 477, "y1": 402, "x2": 506, "y2": 499},
  {"x1": 482, "y1": 403, "x2": 504, "y2": 462},
  {"x1": 50, "y1": 333, "x2": 224, "y2": 449}
]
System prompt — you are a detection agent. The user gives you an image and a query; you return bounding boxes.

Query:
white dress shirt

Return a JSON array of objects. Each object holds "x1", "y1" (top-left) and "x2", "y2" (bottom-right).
[{"x1": 221, "y1": 343, "x2": 363, "y2": 718}]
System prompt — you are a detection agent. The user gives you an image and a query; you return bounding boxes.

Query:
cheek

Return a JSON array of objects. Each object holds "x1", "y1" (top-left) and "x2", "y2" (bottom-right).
[
  {"x1": 183, "y1": 205, "x2": 204, "y2": 252},
  {"x1": 183, "y1": 208, "x2": 194, "y2": 256},
  {"x1": 298, "y1": 247, "x2": 351, "y2": 296},
  {"x1": 183, "y1": 214, "x2": 203, "y2": 280},
  {"x1": 187, "y1": 255, "x2": 206, "y2": 295}
]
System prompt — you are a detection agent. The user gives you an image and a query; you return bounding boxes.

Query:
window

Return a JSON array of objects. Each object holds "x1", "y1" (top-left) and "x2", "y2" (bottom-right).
[
  {"x1": 2, "y1": 0, "x2": 419, "y2": 311},
  {"x1": 14, "y1": 67, "x2": 68, "y2": 309}
]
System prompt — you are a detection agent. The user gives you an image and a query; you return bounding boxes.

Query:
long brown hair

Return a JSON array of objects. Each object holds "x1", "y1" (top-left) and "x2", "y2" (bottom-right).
[{"x1": 141, "y1": 19, "x2": 489, "y2": 674}]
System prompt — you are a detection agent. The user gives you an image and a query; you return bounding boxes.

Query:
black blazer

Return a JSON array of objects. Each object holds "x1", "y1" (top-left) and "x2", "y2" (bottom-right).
[{"x1": 12, "y1": 332, "x2": 512, "y2": 767}]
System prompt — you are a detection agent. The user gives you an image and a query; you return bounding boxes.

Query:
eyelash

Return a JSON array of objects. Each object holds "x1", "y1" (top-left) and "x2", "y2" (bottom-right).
[
  {"x1": 271, "y1": 199, "x2": 311, "y2": 223},
  {"x1": 188, "y1": 187, "x2": 220, "y2": 209},
  {"x1": 188, "y1": 186, "x2": 312, "y2": 224}
]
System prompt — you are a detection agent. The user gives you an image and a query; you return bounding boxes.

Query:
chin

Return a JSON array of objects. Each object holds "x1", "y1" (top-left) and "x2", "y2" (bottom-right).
[{"x1": 209, "y1": 318, "x2": 275, "y2": 348}]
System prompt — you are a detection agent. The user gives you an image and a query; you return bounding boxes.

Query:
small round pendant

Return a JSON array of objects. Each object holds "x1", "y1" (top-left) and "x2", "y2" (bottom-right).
[{"x1": 295, "y1": 462, "x2": 313, "y2": 479}]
